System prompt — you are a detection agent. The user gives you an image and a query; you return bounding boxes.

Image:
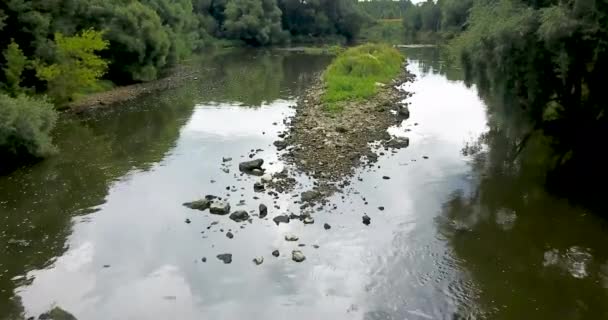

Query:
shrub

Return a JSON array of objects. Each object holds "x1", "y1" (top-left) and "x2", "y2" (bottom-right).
[
  {"x1": 323, "y1": 43, "x2": 404, "y2": 111},
  {"x1": 0, "y1": 94, "x2": 58, "y2": 161}
]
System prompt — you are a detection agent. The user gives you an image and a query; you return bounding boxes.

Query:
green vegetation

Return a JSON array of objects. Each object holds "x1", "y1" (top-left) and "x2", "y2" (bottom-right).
[
  {"x1": 359, "y1": 19, "x2": 406, "y2": 44},
  {"x1": 0, "y1": 94, "x2": 58, "y2": 163},
  {"x1": 323, "y1": 43, "x2": 404, "y2": 112}
]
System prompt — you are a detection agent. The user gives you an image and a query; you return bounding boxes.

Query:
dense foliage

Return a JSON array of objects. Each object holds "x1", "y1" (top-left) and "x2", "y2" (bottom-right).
[
  {"x1": 323, "y1": 43, "x2": 404, "y2": 111},
  {"x1": 0, "y1": 94, "x2": 58, "y2": 164},
  {"x1": 451, "y1": 0, "x2": 608, "y2": 207}
]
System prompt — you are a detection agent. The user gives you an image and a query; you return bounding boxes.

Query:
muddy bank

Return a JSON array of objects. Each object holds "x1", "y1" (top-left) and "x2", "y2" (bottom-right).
[
  {"x1": 269, "y1": 65, "x2": 414, "y2": 197},
  {"x1": 68, "y1": 64, "x2": 202, "y2": 113}
]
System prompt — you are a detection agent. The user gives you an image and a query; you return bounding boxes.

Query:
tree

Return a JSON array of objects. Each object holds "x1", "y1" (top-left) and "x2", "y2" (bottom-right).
[
  {"x1": 35, "y1": 29, "x2": 109, "y2": 105},
  {"x1": 2, "y1": 40, "x2": 28, "y2": 95},
  {"x1": 222, "y1": 0, "x2": 286, "y2": 45}
]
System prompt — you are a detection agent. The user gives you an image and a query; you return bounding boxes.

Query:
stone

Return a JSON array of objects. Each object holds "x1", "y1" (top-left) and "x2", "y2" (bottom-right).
[
  {"x1": 239, "y1": 159, "x2": 264, "y2": 172},
  {"x1": 301, "y1": 190, "x2": 321, "y2": 202},
  {"x1": 185, "y1": 219, "x2": 191, "y2": 224},
  {"x1": 273, "y1": 215, "x2": 290, "y2": 225},
  {"x1": 303, "y1": 216, "x2": 314, "y2": 224},
  {"x1": 261, "y1": 174, "x2": 273, "y2": 183},
  {"x1": 382, "y1": 176, "x2": 391, "y2": 180},
  {"x1": 292, "y1": 250, "x2": 306, "y2": 262},
  {"x1": 229, "y1": 210, "x2": 250, "y2": 222},
  {"x1": 378, "y1": 206, "x2": 385, "y2": 211},
  {"x1": 251, "y1": 168, "x2": 265, "y2": 176},
  {"x1": 183, "y1": 199, "x2": 211, "y2": 211},
  {"x1": 362, "y1": 215, "x2": 371, "y2": 225},
  {"x1": 385, "y1": 137, "x2": 410, "y2": 149},
  {"x1": 253, "y1": 257, "x2": 264, "y2": 265},
  {"x1": 272, "y1": 250, "x2": 280, "y2": 257},
  {"x1": 222, "y1": 157, "x2": 233, "y2": 162},
  {"x1": 259, "y1": 204, "x2": 268, "y2": 218},
  {"x1": 201, "y1": 257, "x2": 207, "y2": 263},
  {"x1": 226, "y1": 231, "x2": 234, "y2": 239},
  {"x1": 274, "y1": 140, "x2": 288, "y2": 151},
  {"x1": 324, "y1": 223, "x2": 331, "y2": 230},
  {"x1": 253, "y1": 182, "x2": 265, "y2": 192},
  {"x1": 285, "y1": 234, "x2": 299, "y2": 241},
  {"x1": 210, "y1": 201, "x2": 231, "y2": 215},
  {"x1": 398, "y1": 105, "x2": 410, "y2": 118},
  {"x1": 217, "y1": 254, "x2": 232, "y2": 264}
]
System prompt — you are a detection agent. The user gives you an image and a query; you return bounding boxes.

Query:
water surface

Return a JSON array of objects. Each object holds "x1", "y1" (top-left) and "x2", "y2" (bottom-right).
[{"x1": 1, "y1": 48, "x2": 607, "y2": 320}]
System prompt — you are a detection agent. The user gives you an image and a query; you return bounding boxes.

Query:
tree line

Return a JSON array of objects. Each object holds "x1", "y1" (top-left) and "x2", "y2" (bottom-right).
[{"x1": 0, "y1": 0, "x2": 364, "y2": 167}]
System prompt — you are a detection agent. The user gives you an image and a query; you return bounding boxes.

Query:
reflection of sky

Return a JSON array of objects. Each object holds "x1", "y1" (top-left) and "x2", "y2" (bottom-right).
[{"x1": 18, "y1": 54, "x2": 491, "y2": 319}]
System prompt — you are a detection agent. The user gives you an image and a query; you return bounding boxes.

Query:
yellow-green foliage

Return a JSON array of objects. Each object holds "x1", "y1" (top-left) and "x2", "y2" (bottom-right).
[
  {"x1": 36, "y1": 29, "x2": 109, "y2": 106},
  {"x1": 323, "y1": 43, "x2": 404, "y2": 111},
  {"x1": 2, "y1": 41, "x2": 28, "y2": 96}
]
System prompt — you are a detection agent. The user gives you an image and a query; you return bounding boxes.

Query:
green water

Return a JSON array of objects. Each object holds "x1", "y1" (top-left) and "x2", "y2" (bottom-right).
[{"x1": 1, "y1": 48, "x2": 607, "y2": 320}]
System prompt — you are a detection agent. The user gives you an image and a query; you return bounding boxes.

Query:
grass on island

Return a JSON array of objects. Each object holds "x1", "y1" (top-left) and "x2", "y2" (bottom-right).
[{"x1": 322, "y1": 43, "x2": 404, "y2": 112}]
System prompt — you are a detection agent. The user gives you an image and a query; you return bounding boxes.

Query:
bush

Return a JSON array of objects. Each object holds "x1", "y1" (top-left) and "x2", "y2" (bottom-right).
[
  {"x1": 0, "y1": 94, "x2": 58, "y2": 161},
  {"x1": 323, "y1": 43, "x2": 404, "y2": 111}
]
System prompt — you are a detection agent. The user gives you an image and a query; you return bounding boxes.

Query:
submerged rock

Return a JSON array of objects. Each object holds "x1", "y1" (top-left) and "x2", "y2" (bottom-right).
[
  {"x1": 273, "y1": 215, "x2": 290, "y2": 225},
  {"x1": 273, "y1": 140, "x2": 288, "y2": 151},
  {"x1": 398, "y1": 105, "x2": 410, "y2": 118},
  {"x1": 226, "y1": 231, "x2": 234, "y2": 239},
  {"x1": 183, "y1": 199, "x2": 211, "y2": 211},
  {"x1": 239, "y1": 159, "x2": 264, "y2": 172},
  {"x1": 303, "y1": 216, "x2": 314, "y2": 224},
  {"x1": 253, "y1": 257, "x2": 264, "y2": 265},
  {"x1": 385, "y1": 137, "x2": 410, "y2": 149},
  {"x1": 272, "y1": 250, "x2": 280, "y2": 257},
  {"x1": 229, "y1": 210, "x2": 250, "y2": 222},
  {"x1": 217, "y1": 254, "x2": 233, "y2": 264},
  {"x1": 261, "y1": 174, "x2": 273, "y2": 183},
  {"x1": 210, "y1": 201, "x2": 231, "y2": 215},
  {"x1": 285, "y1": 234, "x2": 299, "y2": 241},
  {"x1": 292, "y1": 250, "x2": 306, "y2": 262},
  {"x1": 259, "y1": 204, "x2": 268, "y2": 218},
  {"x1": 324, "y1": 223, "x2": 331, "y2": 230}
]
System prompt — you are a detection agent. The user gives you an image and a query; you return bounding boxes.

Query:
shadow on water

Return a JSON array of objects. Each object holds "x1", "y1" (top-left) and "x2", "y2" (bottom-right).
[{"x1": 0, "y1": 49, "x2": 332, "y2": 319}]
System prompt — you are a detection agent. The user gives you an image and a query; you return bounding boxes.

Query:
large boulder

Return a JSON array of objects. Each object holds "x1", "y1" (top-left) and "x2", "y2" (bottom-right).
[{"x1": 239, "y1": 159, "x2": 264, "y2": 172}]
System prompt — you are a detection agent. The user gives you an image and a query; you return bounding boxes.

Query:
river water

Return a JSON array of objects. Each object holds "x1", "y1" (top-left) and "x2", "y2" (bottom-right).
[{"x1": 1, "y1": 48, "x2": 608, "y2": 320}]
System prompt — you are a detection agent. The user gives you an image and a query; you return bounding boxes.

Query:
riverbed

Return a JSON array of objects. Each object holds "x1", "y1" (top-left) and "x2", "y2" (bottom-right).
[{"x1": 1, "y1": 48, "x2": 608, "y2": 320}]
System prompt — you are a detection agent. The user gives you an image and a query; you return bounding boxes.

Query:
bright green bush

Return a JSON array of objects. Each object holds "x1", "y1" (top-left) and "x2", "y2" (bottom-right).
[
  {"x1": 0, "y1": 94, "x2": 58, "y2": 160},
  {"x1": 323, "y1": 43, "x2": 404, "y2": 111}
]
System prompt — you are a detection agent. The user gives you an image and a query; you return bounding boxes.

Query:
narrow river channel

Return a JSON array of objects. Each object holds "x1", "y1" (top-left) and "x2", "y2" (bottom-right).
[{"x1": 1, "y1": 48, "x2": 608, "y2": 320}]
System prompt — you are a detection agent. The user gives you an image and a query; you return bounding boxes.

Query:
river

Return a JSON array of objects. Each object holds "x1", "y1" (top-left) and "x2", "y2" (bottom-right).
[{"x1": 1, "y1": 48, "x2": 607, "y2": 320}]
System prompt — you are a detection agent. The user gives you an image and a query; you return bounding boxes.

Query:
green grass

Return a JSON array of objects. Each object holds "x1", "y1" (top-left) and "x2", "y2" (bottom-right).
[{"x1": 323, "y1": 43, "x2": 405, "y2": 112}]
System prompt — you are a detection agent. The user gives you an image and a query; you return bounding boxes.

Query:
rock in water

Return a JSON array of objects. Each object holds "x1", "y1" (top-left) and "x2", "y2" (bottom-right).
[
  {"x1": 253, "y1": 182, "x2": 265, "y2": 192},
  {"x1": 217, "y1": 254, "x2": 232, "y2": 264},
  {"x1": 362, "y1": 215, "x2": 371, "y2": 225},
  {"x1": 239, "y1": 159, "x2": 264, "y2": 172},
  {"x1": 303, "y1": 216, "x2": 314, "y2": 224},
  {"x1": 398, "y1": 105, "x2": 410, "y2": 118},
  {"x1": 222, "y1": 157, "x2": 232, "y2": 162},
  {"x1": 292, "y1": 250, "x2": 306, "y2": 262},
  {"x1": 209, "y1": 201, "x2": 231, "y2": 215},
  {"x1": 385, "y1": 137, "x2": 410, "y2": 149},
  {"x1": 226, "y1": 231, "x2": 234, "y2": 239},
  {"x1": 259, "y1": 204, "x2": 268, "y2": 218},
  {"x1": 251, "y1": 169, "x2": 265, "y2": 176},
  {"x1": 382, "y1": 176, "x2": 391, "y2": 180},
  {"x1": 272, "y1": 250, "x2": 280, "y2": 257},
  {"x1": 324, "y1": 223, "x2": 331, "y2": 230},
  {"x1": 183, "y1": 199, "x2": 211, "y2": 211},
  {"x1": 261, "y1": 174, "x2": 273, "y2": 183},
  {"x1": 253, "y1": 257, "x2": 264, "y2": 265},
  {"x1": 229, "y1": 210, "x2": 250, "y2": 222},
  {"x1": 273, "y1": 215, "x2": 290, "y2": 225},
  {"x1": 285, "y1": 234, "x2": 299, "y2": 241},
  {"x1": 273, "y1": 140, "x2": 288, "y2": 151},
  {"x1": 301, "y1": 190, "x2": 321, "y2": 202}
]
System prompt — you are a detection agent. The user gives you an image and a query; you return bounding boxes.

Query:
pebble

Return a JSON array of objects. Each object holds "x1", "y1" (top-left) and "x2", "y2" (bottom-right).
[
  {"x1": 324, "y1": 223, "x2": 331, "y2": 230},
  {"x1": 382, "y1": 176, "x2": 391, "y2": 180},
  {"x1": 285, "y1": 234, "x2": 299, "y2": 241},
  {"x1": 253, "y1": 257, "x2": 264, "y2": 265},
  {"x1": 185, "y1": 219, "x2": 191, "y2": 224},
  {"x1": 378, "y1": 206, "x2": 385, "y2": 211},
  {"x1": 217, "y1": 254, "x2": 232, "y2": 264},
  {"x1": 272, "y1": 250, "x2": 280, "y2": 257},
  {"x1": 303, "y1": 216, "x2": 314, "y2": 224},
  {"x1": 363, "y1": 215, "x2": 371, "y2": 225},
  {"x1": 226, "y1": 231, "x2": 234, "y2": 239},
  {"x1": 292, "y1": 250, "x2": 306, "y2": 262},
  {"x1": 259, "y1": 204, "x2": 268, "y2": 218}
]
